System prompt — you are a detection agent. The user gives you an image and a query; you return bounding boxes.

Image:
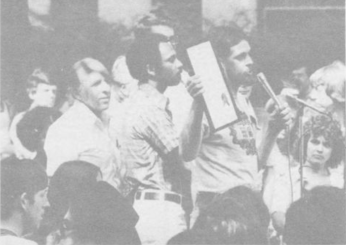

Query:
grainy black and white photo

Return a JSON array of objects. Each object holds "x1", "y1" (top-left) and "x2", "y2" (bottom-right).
[{"x1": 1, "y1": 1, "x2": 345, "y2": 245}]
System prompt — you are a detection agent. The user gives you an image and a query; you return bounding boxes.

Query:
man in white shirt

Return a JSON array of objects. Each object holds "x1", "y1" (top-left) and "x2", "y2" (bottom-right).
[{"x1": 44, "y1": 58, "x2": 126, "y2": 193}]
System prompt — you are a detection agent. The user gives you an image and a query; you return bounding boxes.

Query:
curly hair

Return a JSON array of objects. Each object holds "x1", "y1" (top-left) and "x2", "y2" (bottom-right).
[
  {"x1": 291, "y1": 115, "x2": 344, "y2": 168},
  {"x1": 206, "y1": 24, "x2": 248, "y2": 60}
]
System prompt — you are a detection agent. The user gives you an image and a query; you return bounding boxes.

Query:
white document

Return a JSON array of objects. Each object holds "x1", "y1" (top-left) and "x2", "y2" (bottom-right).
[{"x1": 187, "y1": 41, "x2": 238, "y2": 131}]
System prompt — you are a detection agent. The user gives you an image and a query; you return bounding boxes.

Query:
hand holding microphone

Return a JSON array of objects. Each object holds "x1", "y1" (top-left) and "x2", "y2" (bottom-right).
[{"x1": 257, "y1": 73, "x2": 293, "y2": 130}]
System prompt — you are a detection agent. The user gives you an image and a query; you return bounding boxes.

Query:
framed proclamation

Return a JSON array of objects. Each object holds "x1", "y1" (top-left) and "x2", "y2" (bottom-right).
[{"x1": 187, "y1": 41, "x2": 240, "y2": 132}]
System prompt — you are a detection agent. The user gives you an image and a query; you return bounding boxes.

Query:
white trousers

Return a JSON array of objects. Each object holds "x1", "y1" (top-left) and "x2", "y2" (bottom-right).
[{"x1": 133, "y1": 198, "x2": 187, "y2": 245}]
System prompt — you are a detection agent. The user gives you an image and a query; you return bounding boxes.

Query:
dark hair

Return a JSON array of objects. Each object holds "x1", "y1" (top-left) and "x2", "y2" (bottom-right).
[
  {"x1": 192, "y1": 186, "x2": 270, "y2": 245},
  {"x1": 126, "y1": 13, "x2": 174, "y2": 82},
  {"x1": 67, "y1": 181, "x2": 140, "y2": 245},
  {"x1": 48, "y1": 161, "x2": 101, "y2": 221},
  {"x1": 17, "y1": 107, "x2": 61, "y2": 152},
  {"x1": 1, "y1": 157, "x2": 48, "y2": 220},
  {"x1": 26, "y1": 68, "x2": 55, "y2": 94},
  {"x1": 284, "y1": 186, "x2": 346, "y2": 245},
  {"x1": 207, "y1": 24, "x2": 248, "y2": 59},
  {"x1": 291, "y1": 115, "x2": 344, "y2": 168}
]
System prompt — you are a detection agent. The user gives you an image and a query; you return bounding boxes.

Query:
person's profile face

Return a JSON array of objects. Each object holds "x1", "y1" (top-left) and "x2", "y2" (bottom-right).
[
  {"x1": 224, "y1": 40, "x2": 255, "y2": 87},
  {"x1": 30, "y1": 83, "x2": 57, "y2": 108},
  {"x1": 76, "y1": 60, "x2": 111, "y2": 112},
  {"x1": 306, "y1": 135, "x2": 332, "y2": 168},
  {"x1": 26, "y1": 187, "x2": 50, "y2": 231},
  {"x1": 156, "y1": 41, "x2": 183, "y2": 87},
  {"x1": 149, "y1": 25, "x2": 183, "y2": 87}
]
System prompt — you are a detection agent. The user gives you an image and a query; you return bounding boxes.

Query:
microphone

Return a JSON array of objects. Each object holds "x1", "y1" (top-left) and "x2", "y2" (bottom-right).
[
  {"x1": 286, "y1": 94, "x2": 329, "y2": 116},
  {"x1": 256, "y1": 73, "x2": 283, "y2": 109}
]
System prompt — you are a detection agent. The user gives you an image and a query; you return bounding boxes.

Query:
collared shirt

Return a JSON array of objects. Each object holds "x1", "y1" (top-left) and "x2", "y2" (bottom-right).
[
  {"x1": 192, "y1": 91, "x2": 261, "y2": 193},
  {"x1": 120, "y1": 83, "x2": 180, "y2": 191},
  {"x1": 44, "y1": 100, "x2": 125, "y2": 191}
]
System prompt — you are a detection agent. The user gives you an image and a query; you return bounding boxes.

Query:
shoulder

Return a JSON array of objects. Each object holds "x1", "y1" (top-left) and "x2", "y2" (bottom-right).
[{"x1": 0, "y1": 236, "x2": 38, "y2": 245}]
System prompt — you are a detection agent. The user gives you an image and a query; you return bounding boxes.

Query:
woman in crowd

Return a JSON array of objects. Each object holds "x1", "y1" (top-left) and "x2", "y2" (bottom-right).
[{"x1": 265, "y1": 115, "x2": 344, "y2": 235}]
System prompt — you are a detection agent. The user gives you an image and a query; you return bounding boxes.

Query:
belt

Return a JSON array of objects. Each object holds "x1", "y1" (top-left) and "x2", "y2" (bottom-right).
[{"x1": 135, "y1": 190, "x2": 182, "y2": 205}]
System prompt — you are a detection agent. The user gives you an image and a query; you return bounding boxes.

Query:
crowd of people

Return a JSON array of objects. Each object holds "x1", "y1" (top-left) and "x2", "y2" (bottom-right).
[{"x1": 1, "y1": 10, "x2": 345, "y2": 245}]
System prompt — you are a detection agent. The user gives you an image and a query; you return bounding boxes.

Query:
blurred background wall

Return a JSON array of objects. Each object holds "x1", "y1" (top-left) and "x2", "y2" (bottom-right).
[{"x1": 1, "y1": 0, "x2": 345, "y2": 109}]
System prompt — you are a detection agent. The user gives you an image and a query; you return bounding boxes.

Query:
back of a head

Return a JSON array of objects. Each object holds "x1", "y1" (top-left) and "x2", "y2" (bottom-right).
[
  {"x1": 207, "y1": 24, "x2": 248, "y2": 60},
  {"x1": 1, "y1": 157, "x2": 48, "y2": 220},
  {"x1": 17, "y1": 106, "x2": 61, "y2": 152},
  {"x1": 310, "y1": 61, "x2": 346, "y2": 102},
  {"x1": 112, "y1": 55, "x2": 137, "y2": 85},
  {"x1": 69, "y1": 181, "x2": 140, "y2": 245},
  {"x1": 193, "y1": 186, "x2": 269, "y2": 245},
  {"x1": 48, "y1": 161, "x2": 100, "y2": 220},
  {"x1": 284, "y1": 186, "x2": 346, "y2": 245}
]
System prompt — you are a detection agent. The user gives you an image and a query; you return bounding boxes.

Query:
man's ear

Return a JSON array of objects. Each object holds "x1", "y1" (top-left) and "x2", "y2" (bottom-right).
[
  {"x1": 28, "y1": 90, "x2": 36, "y2": 101},
  {"x1": 146, "y1": 64, "x2": 156, "y2": 77},
  {"x1": 20, "y1": 193, "x2": 31, "y2": 211}
]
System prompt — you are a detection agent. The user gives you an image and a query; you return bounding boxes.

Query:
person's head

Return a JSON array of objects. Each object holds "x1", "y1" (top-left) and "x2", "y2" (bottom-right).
[
  {"x1": 308, "y1": 61, "x2": 346, "y2": 111},
  {"x1": 17, "y1": 106, "x2": 61, "y2": 152},
  {"x1": 291, "y1": 65, "x2": 310, "y2": 93},
  {"x1": 111, "y1": 55, "x2": 138, "y2": 103},
  {"x1": 192, "y1": 186, "x2": 270, "y2": 245},
  {"x1": 292, "y1": 115, "x2": 344, "y2": 169},
  {"x1": 126, "y1": 13, "x2": 183, "y2": 90},
  {"x1": 284, "y1": 186, "x2": 346, "y2": 245},
  {"x1": 1, "y1": 157, "x2": 49, "y2": 234},
  {"x1": 58, "y1": 181, "x2": 139, "y2": 245},
  {"x1": 208, "y1": 25, "x2": 255, "y2": 89},
  {"x1": 26, "y1": 68, "x2": 57, "y2": 108},
  {"x1": 69, "y1": 58, "x2": 111, "y2": 114},
  {"x1": 48, "y1": 161, "x2": 101, "y2": 221}
]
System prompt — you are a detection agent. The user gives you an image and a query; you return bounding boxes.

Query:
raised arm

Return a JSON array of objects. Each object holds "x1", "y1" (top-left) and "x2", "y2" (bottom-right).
[
  {"x1": 258, "y1": 98, "x2": 292, "y2": 169},
  {"x1": 180, "y1": 75, "x2": 205, "y2": 162}
]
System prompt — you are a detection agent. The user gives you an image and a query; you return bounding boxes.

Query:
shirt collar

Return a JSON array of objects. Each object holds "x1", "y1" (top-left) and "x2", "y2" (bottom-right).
[
  {"x1": 72, "y1": 100, "x2": 106, "y2": 129},
  {"x1": 139, "y1": 83, "x2": 169, "y2": 110}
]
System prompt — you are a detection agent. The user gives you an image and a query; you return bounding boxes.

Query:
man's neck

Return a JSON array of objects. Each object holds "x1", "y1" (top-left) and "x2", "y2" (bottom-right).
[
  {"x1": 147, "y1": 78, "x2": 167, "y2": 93},
  {"x1": 1, "y1": 214, "x2": 24, "y2": 237}
]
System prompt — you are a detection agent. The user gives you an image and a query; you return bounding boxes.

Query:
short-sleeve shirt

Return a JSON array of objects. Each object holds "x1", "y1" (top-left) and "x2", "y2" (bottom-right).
[
  {"x1": 44, "y1": 100, "x2": 125, "y2": 192},
  {"x1": 120, "y1": 84, "x2": 180, "y2": 191},
  {"x1": 192, "y1": 91, "x2": 260, "y2": 193}
]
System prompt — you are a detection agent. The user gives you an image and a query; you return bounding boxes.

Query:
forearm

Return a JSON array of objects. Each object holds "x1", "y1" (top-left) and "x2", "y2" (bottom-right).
[
  {"x1": 258, "y1": 125, "x2": 282, "y2": 169},
  {"x1": 180, "y1": 99, "x2": 204, "y2": 162}
]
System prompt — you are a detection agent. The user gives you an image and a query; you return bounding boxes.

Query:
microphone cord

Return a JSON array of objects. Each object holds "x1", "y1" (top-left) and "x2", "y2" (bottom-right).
[{"x1": 286, "y1": 125, "x2": 294, "y2": 204}]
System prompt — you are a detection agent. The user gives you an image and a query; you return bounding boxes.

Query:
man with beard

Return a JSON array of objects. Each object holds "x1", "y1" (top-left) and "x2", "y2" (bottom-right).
[
  {"x1": 0, "y1": 157, "x2": 49, "y2": 245},
  {"x1": 123, "y1": 13, "x2": 187, "y2": 245},
  {"x1": 181, "y1": 25, "x2": 292, "y2": 225}
]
